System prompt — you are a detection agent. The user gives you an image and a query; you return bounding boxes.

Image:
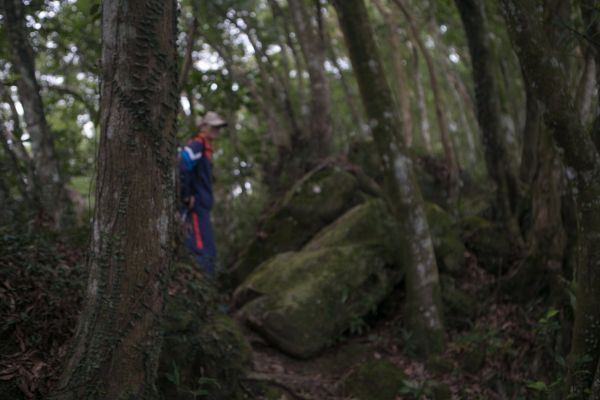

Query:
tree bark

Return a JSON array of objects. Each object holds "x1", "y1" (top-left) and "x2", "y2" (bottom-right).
[
  {"x1": 391, "y1": 0, "x2": 460, "y2": 190},
  {"x1": 502, "y1": 1, "x2": 600, "y2": 396},
  {"x1": 413, "y1": 48, "x2": 432, "y2": 152},
  {"x1": 455, "y1": 0, "x2": 522, "y2": 240},
  {"x1": 1, "y1": 0, "x2": 71, "y2": 227},
  {"x1": 288, "y1": 0, "x2": 333, "y2": 159},
  {"x1": 333, "y1": 0, "x2": 445, "y2": 356},
  {"x1": 371, "y1": 0, "x2": 414, "y2": 147},
  {"x1": 49, "y1": 0, "x2": 178, "y2": 398},
  {"x1": 178, "y1": 17, "x2": 198, "y2": 92},
  {"x1": 318, "y1": 3, "x2": 365, "y2": 139}
]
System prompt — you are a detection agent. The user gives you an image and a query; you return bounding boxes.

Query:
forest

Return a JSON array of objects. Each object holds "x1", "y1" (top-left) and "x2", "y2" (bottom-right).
[{"x1": 1, "y1": 0, "x2": 599, "y2": 399}]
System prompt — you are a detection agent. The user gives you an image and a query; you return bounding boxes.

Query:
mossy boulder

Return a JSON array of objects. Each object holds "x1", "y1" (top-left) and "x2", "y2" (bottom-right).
[
  {"x1": 343, "y1": 359, "x2": 406, "y2": 400},
  {"x1": 462, "y1": 216, "x2": 511, "y2": 274},
  {"x1": 440, "y1": 275, "x2": 478, "y2": 329},
  {"x1": 234, "y1": 244, "x2": 401, "y2": 358},
  {"x1": 234, "y1": 200, "x2": 402, "y2": 358},
  {"x1": 158, "y1": 265, "x2": 252, "y2": 400},
  {"x1": 304, "y1": 199, "x2": 398, "y2": 251},
  {"x1": 229, "y1": 166, "x2": 370, "y2": 285},
  {"x1": 425, "y1": 202, "x2": 466, "y2": 275}
]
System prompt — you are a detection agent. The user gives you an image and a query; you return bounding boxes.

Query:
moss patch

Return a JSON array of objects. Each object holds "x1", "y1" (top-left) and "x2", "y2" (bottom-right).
[
  {"x1": 158, "y1": 265, "x2": 252, "y2": 400},
  {"x1": 425, "y1": 202, "x2": 466, "y2": 276},
  {"x1": 235, "y1": 244, "x2": 402, "y2": 358},
  {"x1": 343, "y1": 359, "x2": 406, "y2": 400},
  {"x1": 229, "y1": 166, "x2": 370, "y2": 285}
]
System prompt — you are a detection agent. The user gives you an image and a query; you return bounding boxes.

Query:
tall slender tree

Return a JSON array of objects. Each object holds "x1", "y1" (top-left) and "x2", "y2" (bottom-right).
[
  {"x1": 288, "y1": 0, "x2": 333, "y2": 160},
  {"x1": 1, "y1": 0, "x2": 71, "y2": 227},
  {"x1": 391, "y1": 0, "x2": 460, "y2": 190},
  {"x1": 332, "y1": 0, "x2": 445, "y2": 356},
  {"x1": 454, "y1": 0, "x2": 522, "y2": 240},
  {"x1": 49, "y1": 0, "x2": 178, "y2": 398}
]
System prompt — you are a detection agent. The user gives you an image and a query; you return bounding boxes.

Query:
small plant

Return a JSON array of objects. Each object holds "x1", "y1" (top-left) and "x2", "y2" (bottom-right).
[{"x1": 398, "y1": 378, "x2": 431, "y2": 399}]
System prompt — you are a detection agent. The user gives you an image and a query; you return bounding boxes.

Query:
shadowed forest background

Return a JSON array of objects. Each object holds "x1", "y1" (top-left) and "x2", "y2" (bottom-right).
[{"x1": 1, "y1": 0, "x2": 600, "y2": 399}]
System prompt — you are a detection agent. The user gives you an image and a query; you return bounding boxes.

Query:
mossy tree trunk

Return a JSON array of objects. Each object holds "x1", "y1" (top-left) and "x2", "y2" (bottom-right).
[
  {"x1": 332, "y1": 0, "x2": 445, "y2": 356},
  {"x1": 49, "y1": 1, "x2": 178, "y2": 399},
  {"x1": 455, "y1": 0, "x2": 522, "y2": 241},
  {"x1": 1, "y1": 0, "x2": 71, "y2": 227},
  {"x1": 371, "y1": 0, "x2": 414, "y2": 148},
  {"x1": 502, "y1": 1, "x2": 600, "y2": 396}
]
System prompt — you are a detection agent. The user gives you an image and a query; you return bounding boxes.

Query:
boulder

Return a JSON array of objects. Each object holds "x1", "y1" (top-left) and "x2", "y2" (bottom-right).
[
  {"x1": 462, "y1": 215, "x2": 511, "y2": 274},
  {"x1": 440, "y1": 275, "x2": 478, "y2": 329},
  {"x1": 234, "y1": 200, "x2": 402, "y2": 358},
  {"x1": 425, "y1": 202, "x2": 466, "y2": 276},
  {"x1": 158, "y1": 264, "x2": 252, "y2": 400},
  {"x1": 228, "y1": 166, "x2": 370, "y2": 285}
]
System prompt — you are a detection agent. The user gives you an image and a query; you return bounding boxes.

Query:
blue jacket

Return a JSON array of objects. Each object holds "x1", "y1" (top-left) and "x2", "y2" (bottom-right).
[{"x1": 179, "y1": 134, "x2": 214, "y2": 210}]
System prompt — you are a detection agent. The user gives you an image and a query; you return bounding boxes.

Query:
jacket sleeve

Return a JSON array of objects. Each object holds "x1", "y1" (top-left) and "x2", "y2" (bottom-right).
[{"x1": 179, "y1": 140, "x2": 204, "y2": 200}]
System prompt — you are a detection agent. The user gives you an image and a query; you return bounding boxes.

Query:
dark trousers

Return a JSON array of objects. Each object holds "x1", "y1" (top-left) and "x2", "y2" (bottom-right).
[{"x1": 184, "y1": 206, "x2": 217, "y2": 277}]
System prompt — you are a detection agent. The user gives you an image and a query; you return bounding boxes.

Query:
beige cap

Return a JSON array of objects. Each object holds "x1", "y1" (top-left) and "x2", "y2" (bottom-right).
[{"x1": 198, "y1": 111, "x2": 227, "y2": 128}]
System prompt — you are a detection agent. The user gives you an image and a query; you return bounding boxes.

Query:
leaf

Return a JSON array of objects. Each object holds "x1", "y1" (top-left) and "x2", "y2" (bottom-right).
[{"x1": 526, "y1": 381, "x2": 548, "y2": 391}]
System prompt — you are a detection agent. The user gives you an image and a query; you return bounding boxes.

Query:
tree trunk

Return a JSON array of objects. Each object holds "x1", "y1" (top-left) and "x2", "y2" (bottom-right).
[
  {"x1": 1, "y1": 0, "x2": 71, "y2": 227},
  {"x1": 455, "y1": 0, "x2": 522, "y2": 241},
  {"x1": 332, "y1": 0, "x2": 445, "y2": 356},
  {"x1": 371, "y1": 0, "x2": 414, "y2": 148},
  {"x1": 391, "y1": 0, "x2": 460, "y2": 191},
  {"x1": 288, "y1": 0, "x2": 333, "y2": 160},
  {"x1": 49, "y1": 0, "x2": 178, "y2": 398},
  {"x1": 318, "y1": 4, "x2": 365, "y2": 139},
  {"x1": 502, "y1": 1, "x2": 600, "y2": 396},
  {"x1": 413, "y1": 49, "x2": 433, "y2": 152},
  {"x1": 1, "y1": 86, "x2": 37, "y2": 200}
]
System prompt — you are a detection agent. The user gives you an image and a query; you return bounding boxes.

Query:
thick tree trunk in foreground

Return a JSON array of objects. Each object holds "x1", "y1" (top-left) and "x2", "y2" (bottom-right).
[
  {"x1": 503, "y1": 1, "x2": 600, "y2": 396},
  {"x1": 333, "y1": 0, "x2": 445, "y2": 356},
  {"x1": 455, "y1": 0, "x2": 522, "y2": 240},
  {"x1": 49, "y1": 1, "x2": 178, "y2": 399},
  {"x1": 2, "y1": 0, "x2": 70, "y2": 227}
]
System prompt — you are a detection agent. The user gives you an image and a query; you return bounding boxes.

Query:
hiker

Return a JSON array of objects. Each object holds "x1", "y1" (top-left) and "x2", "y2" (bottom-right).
[{"x1": 179, "y1": 111, "x2": 227, "y2": 278}]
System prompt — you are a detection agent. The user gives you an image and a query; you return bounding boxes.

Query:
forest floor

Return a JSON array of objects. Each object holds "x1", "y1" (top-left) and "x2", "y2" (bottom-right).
[
  {"x1": 0, "y1": 227, "x2": 558, "y2": 400},
  {"x1": 239, "y1": 253, "x2": 548, "y2": 400}
]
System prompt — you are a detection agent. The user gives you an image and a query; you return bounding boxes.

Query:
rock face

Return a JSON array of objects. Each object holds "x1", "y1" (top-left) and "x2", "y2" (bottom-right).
[
  {"x1": 234, "y1": 200, "x2": 403, "y2": 358},
  {"x1": 228, "y1": 166, "x2": 370, "y2": 285},
  {"x1": 425, "y1": 202, "x2": 466, "y2": 275}
]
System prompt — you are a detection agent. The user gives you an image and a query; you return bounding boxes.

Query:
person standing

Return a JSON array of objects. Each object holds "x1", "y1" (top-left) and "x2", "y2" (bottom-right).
[{"x1": 179, "y1": 111, "x2": 227, "y2": 278}]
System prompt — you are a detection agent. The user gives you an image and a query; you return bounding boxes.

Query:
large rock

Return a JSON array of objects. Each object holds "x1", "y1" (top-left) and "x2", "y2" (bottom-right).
[
  {"x1": 158, "y1": 264, "x2": 252, "y2": 400},
  {"x1": 425, "y1": 202, "x2": 466, "y2": 275},
  {"x1": 234, "y1": 200, "x2": 403, "y2": 359},
  {"x1": 228, "y1": 166, "x2": 370, "y2": 285},
  {"x1": 461, "y1": 215, "x2": 511, "y2": 274}
]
